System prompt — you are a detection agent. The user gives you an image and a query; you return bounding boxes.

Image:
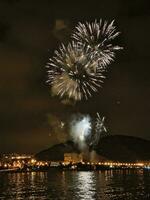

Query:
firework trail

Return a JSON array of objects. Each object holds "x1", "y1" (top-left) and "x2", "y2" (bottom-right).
[
  {"x1": 72, "y1": 19, "x2": 123, "y2": 68},
  {"x1": 46, "y1": 41, "x2": 105, "y2": 101}
]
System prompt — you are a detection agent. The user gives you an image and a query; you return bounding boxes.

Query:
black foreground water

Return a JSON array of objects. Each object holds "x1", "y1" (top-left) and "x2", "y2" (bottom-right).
[{"x1": 0, "y1": 169, "x2": 150, "y2": 200}]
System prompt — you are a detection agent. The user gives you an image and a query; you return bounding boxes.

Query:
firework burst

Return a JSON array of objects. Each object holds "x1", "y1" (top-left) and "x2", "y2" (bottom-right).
[
  {"x1": 46, "y1": 42, "x2": 105, "y2": 101},
  {"x1": 72, "y1": 19, "x2": 123, "y2": 67}
]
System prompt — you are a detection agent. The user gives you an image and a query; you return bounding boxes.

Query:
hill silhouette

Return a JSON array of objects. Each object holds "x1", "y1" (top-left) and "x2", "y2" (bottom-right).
[{"x1": 35, "y1": 135, "x2": 150, "y2": 162}]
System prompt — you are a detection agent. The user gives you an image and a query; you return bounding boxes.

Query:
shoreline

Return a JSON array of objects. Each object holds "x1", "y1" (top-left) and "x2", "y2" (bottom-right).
[{"x1": 0, "y1": 165, "x2": 150, "y2": 173}]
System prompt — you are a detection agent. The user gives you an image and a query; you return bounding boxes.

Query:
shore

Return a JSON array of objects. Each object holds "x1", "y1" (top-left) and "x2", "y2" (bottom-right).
[{"x1": 1, "y1": 162, "x2": 150, "y2": 173}]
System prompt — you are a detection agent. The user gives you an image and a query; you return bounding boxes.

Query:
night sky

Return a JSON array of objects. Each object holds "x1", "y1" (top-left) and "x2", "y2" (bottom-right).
[{"x1": 0, "y1": 0, "x2": 150, "y2": 153}]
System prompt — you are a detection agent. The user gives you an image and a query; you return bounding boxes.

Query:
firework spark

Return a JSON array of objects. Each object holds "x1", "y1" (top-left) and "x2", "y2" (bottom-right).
[
  {"x1": 72, "y1": 19, "x2": 123, "y2": 68},
  {"x1": 46, "y1": 42, "x2": 105, "y2": 101}
]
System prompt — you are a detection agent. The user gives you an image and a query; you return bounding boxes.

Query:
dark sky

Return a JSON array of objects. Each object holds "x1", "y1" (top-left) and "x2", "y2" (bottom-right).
[{"x1": 0, "y1": 0, "x2": 150, "y2": 153}]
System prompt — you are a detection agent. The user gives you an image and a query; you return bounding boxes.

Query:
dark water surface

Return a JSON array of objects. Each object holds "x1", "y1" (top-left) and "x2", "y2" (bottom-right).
[{"x1": 0, "y1": 169, "x2": 150, "y2": 200}]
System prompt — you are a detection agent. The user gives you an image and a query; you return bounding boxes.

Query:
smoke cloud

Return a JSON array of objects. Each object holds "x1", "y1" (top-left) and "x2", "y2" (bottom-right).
[{"x1": 70, "y1": 114, "x2": 92, "y2": 150}]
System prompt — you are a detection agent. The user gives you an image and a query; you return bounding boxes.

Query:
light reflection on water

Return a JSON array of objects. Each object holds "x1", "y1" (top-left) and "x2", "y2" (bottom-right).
[{"x1": 0, "y1": 169, "x2": 150, "y2": 200}]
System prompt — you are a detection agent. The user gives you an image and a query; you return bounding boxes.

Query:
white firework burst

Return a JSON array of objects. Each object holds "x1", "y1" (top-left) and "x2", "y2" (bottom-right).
[
  {"x1": 46, "y1": 42, "x2": 106, "y2": 101},
  {"x1": 72, "y1": 19, "x2": 123, "y2": 68}
]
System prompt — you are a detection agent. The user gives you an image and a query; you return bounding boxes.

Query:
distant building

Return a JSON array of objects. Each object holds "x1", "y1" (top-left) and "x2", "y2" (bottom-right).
[
  {"x1": 64, "y1": 153, "x2": 83, "y2": 163},
  {"x1": 1, "y1": 153, "x2": 32, "y2": 161},
  {"x1": 0, "y1": 153, "x2": 33, "y2": 169}
]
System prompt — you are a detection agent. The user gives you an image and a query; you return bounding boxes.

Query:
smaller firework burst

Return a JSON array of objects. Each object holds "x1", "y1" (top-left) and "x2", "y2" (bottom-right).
[
  {"x1": 89, "y1": 113, "x2": 108, "y2": 146},
  {"x1": 72, "y1": 19, "x2": 123, "y2": 68},
  {"x1": 46, "y1": 42, "x2": 105, "y2": 101}
]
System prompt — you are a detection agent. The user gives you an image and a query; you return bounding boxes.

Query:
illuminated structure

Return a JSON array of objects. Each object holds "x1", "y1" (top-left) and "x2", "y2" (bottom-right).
[{"x1": 0, "y1": 153, "x2": 33, "y2": 169}]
